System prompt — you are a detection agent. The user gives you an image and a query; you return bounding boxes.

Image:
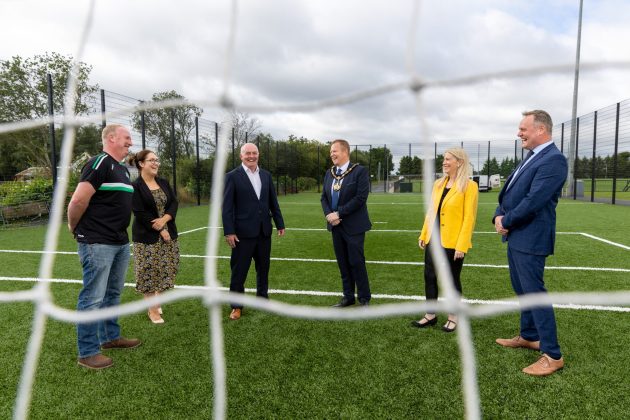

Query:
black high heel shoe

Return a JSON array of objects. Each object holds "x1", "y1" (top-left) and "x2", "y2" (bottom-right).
[{"x1": 410, "y1": 316, "x2": 438, "y2": 328}]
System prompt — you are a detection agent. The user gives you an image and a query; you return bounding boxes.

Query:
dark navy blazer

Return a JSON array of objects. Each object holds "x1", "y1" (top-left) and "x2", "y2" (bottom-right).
[
  {"x1": 494, "y1": 143, "x2": 567, "y2": 256},
  {"x1": 321, "y1": 163, "x2": 371, "y2": 235},
  {"x1": 222, "y1": 166, "x2": 284, "y2": 238}
]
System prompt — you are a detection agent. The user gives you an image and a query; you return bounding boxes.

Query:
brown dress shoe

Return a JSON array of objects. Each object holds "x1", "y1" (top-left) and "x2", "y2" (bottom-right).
[
  {"x1": 229, "y1": 308, "x2": 242, "y2": 320},
  {"x1": 78, "y1": 354, "x2": 113, "y2": 370},
  {"x1": 496, "y1": 335, "x2": 540, "y2": 350},
  {"x1": 522, "y1": 354, "x2": 564, "y2": 376},
  {"x1": 101, "y1": 337, "x2": 142, "y2": 350}
]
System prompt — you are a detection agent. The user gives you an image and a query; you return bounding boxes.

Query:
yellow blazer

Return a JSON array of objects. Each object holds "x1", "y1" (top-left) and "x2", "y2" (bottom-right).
[{"x1": 419, "y1": 178, "x2": 478, "y2": 253}]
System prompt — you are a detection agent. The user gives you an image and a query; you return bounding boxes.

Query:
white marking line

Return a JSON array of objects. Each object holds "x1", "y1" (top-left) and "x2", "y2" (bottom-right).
[
  {"x1": 579, "y1": 233, "x2": 630, "y2": 250},
  {"x1": 156, "y1": 225, "x2": 630, "y2": 250},
  {"x1": 173, "y1": 227, "x2": 617, "y2": 238},
  {"x1": 1, "y1": 276, "x2": 628, "y2": 313},
  {"x1": 178, "y1": 226, "x2": 211, "y2": 235},
  {"x1": 1, "y1": 249, "x2": 628, "y2": 272}
]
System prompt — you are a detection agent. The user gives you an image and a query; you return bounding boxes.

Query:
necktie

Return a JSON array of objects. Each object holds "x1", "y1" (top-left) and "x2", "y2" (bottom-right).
[
  {"x1": 331, "y1": 168, "x2": 342, "y2": 211},
  {"x1": 507, "y1": 150, "x2": 534, "y2": 189},
  {"x1": 522, "y1": 150, "x2": 534, "y2": 166}
]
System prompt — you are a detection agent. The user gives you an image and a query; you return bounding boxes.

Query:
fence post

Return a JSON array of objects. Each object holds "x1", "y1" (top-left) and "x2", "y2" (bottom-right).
[
  {"x1": 612, "y1": 102, "x2": 620, "y2": 205},
  {"x1": 590, "y1": 111, "x2": 597, "y2": 202},
  {"x1": 276, "y1": 141, "x2": 279, "y2": 193},
  {"x1": 514, "y1": 140, "x2": 518, "y2": 169},
  {"x1": 486, "y1": 141, "x2": 491, "y2": 181},
  {"x1": 231, "y1": 127, "x2": 235, "y2": 169},
  {"x1": 573, "y1": 117, "x2": 580, "y2": 200},
  {"x1": 215, "y1": 122, "x2": 219, "y2": 149},
  {"x1": 368, "y1": 145, "x2": 372, "y2": 193},
  {"x1": 560, "y1": 122, "x2": 565, "y2": 154},
  {"x1": 295, "y1": 143, "x2": 299, "y2": 193},
  {"x1": 317, "y1": 144, "x2": 321, "y2": 193},
  {"x1": 195, "y1": 116, "x2": 200, "y2": 206},
  {"x1": 140, "y1": 101, "x2": 146, "y2": 149},
  {"x1": 170, "y1": 110, "x2": 177, "y2": 197},
  {"x1": 46, "y1": 73, "x2": 57, "y2": 188},
  {"x1": 100, "y1": 89, "x2": 106, "y2": 128},
  {"x1": 383, "y1": 143, "x2": 387, "y2": 193},
  {"x1": 266, "y1": 136, "x2": 270, "y2": 173}
]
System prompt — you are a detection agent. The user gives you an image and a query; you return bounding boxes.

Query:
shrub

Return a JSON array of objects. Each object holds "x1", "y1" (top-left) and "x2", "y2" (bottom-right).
[
  {"x1": 0, "y1": 178, "x2": 53, "y2": 206},
  {"x1": 296, "y1": 177, "x2": 318, "y2": 192}
]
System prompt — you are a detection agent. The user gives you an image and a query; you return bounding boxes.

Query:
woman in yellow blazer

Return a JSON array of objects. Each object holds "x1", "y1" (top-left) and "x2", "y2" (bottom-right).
[{"x1": 412, "y1": 147, "x2": 478, "y2": 332}]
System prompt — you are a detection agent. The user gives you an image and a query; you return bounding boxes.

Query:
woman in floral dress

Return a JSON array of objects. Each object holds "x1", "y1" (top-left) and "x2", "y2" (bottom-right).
[{"x1": 129, "y1": 150, "x2": 179, "y2": 324}]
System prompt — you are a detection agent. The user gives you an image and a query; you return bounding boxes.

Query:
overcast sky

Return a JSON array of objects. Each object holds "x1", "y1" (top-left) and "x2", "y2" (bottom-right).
[{"x1": 2, "y1": 0, "x2": 630, "y2": 151}]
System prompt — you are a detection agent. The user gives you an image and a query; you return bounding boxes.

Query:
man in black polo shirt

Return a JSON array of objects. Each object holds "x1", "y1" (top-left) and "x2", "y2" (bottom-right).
[{"x1": 68, "y1": 124, "x2": 141, "y2": 370}]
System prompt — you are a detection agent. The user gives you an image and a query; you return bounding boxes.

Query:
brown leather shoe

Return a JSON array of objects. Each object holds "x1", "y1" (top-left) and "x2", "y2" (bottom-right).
[
  {"x1": 496, "y1": 335, "x2": 540, "y2": 350},
  {"x1": 522, "y1": 354, "x2": 564, "y2": 376},
  {"x1": 229, "y1": 308, "x2": 242, "y2": 320},
  {"x1": 78, "y1": 354, "x2": 113, "y2": 370},
  {"x1": 101, "y1": 337, "x2": 142, "y2": 350}
]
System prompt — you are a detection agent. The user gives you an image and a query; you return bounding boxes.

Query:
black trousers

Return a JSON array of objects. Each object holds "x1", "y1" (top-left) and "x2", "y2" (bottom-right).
[
  {"x1": 229, "y1": 230, "x2": 271, "y2": 309},
  {"x1": 424, "y1": 241, "x2": 464, "y2": 301},
  {"x1": 331, "y1": 227, "x2": 371, "y2": 303}
]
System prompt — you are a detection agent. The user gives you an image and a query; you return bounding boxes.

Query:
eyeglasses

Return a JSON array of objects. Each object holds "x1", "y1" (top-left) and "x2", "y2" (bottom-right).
[{"x1": 145, "y1": 159, "x2": 160, "y2": 164}]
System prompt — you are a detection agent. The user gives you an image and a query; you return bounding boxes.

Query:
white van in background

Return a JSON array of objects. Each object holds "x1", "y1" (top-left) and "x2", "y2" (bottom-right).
[{"x1": 472, "y1": 174, "x2": 500, "y2": 192}]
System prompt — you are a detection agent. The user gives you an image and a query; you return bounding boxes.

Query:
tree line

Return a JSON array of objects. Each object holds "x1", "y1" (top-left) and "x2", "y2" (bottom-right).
[{"x1": 2, "y1": 53, "x2": 628, "y2": 197}]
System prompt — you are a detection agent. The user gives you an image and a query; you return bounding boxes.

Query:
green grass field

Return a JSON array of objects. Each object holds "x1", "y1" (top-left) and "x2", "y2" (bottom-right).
[{"x1": 1, "y1": 191, "x2": 629, "y2": 419}]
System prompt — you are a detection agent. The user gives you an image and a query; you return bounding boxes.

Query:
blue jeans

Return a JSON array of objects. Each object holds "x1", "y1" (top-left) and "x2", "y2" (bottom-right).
[{"x1": 76, "y1": 243, "x2": 130, "y2": 358}]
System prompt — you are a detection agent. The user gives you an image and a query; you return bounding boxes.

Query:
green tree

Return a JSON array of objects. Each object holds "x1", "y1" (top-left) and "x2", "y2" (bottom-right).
[
  {"x1": 398, "y1": 155, "x2": 422, "y2": 175},
  {"x1": 230, "y1": 110, "x2": 261, "y2": 149},
  {"x1": 131, "y1": 90, "x2": 202, "y2": 162},
  {"x1": 369, "y1": 147, "x2": 393, "y2": 179},
  {"x1": 0, "y1": 52, "x2": 99, "y2": 175},
  {"x1": 398, "y1": 156, "x2": 413, "y2": 174},
  {"x1": 499, "y1": 156, "x2": 517, "y2": 178},
  {"x1": 481, "y1": 157, "x2": 500, "y2": 175}
]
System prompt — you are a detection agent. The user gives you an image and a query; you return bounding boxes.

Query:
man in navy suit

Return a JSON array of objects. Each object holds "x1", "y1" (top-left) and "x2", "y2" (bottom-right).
[
  {"x1": 222, "y1": 143, "x2": 285, "y2": 320},
  {"x1": 321, "y1": 139, "x2": 372, "y2": 307},
  {"x1": 493, "y1": 110, "x2": 567, "y2": 376}
]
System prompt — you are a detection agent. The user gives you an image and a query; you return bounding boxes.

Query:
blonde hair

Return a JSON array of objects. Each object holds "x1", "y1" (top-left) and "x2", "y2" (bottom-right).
[{"x1": 438, "y1": 147, "x2": 472, "y2": 193}]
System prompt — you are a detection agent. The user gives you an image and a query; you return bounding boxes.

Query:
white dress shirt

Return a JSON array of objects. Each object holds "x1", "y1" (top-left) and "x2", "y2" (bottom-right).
[{"x1": 242, "y1": 163, "x2": 261, "y2": 199}]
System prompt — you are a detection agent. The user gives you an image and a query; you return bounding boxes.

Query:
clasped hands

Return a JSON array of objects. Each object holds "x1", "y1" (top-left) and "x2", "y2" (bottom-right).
[
  {"x1": 326, "y1": 211, "x2": 341, "y2": 226},
  {"x1": 494, "y1": 215, "x2": 509, "y2": 236},
  {"x1": 152, "y1": 216, "x2": 172, "y2": 242}
]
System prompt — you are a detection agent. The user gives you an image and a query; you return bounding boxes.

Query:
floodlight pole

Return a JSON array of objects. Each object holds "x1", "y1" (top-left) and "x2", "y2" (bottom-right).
[{"x1": 566, "y1": 0, "x2": 583, "y2": 196}]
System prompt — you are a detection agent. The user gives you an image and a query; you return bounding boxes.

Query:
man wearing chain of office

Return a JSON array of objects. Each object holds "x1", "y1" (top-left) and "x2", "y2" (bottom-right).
[{"x1": 321, "y1": 139, "x2": 372, "y2": 307}]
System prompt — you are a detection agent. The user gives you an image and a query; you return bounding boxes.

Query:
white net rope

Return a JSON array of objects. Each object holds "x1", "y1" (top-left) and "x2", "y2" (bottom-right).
[{"x1": 1, "y1": 1, "x2": 630, "y2": 419}]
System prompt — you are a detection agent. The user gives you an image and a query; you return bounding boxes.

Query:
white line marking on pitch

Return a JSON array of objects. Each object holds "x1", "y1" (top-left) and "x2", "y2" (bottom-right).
[
  {"x1": 1, "y1": 276, "x2": 628, "y2": 313},
  {"x1": 1, "y1": 250, "x2": 628, "y2": 272},
  {"x1": 579, "y1": 233, "x2": 630, "y2": 250}
]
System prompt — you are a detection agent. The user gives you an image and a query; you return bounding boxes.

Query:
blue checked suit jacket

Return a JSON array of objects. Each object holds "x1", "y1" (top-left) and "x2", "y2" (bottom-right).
[{"x1": 493, "y1": 143, "x2": 567, "y2": 256}]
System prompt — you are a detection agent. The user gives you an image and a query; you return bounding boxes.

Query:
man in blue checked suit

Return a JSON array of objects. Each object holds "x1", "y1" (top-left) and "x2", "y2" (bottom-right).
[
  {"x1": 493, "y1": 110, "x2": 567, "y2": 376},
  {"x1": 321, "y1": 139, "x2": 372, "y2": 307}
]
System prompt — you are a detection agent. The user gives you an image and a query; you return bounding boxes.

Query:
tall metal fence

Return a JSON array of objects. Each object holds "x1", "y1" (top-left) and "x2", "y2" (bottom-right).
[{"x1": 1, "y1": 86, "x2": 630, "y2": 226}]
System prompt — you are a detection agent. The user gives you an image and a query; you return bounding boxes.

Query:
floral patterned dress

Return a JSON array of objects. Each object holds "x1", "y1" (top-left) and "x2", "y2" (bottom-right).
[{"x1": 133, "y1": 188, "x2": 179, "y2": 293}]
